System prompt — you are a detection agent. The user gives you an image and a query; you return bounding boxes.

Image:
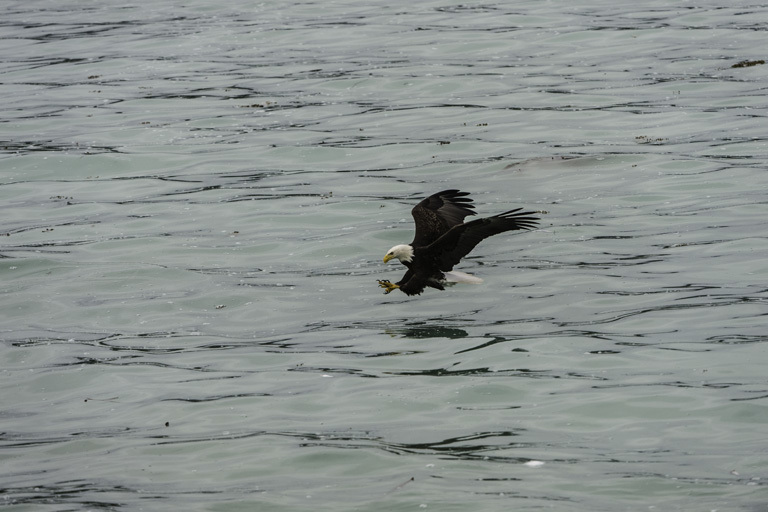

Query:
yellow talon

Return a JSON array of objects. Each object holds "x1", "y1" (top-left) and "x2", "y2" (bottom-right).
[{"x1": 377, "y1": 280, "x2": 400, "y2": 294}]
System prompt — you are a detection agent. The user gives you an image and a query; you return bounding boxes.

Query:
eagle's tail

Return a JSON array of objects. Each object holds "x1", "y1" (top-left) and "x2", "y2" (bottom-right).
[{"x1": 442, "y1": 271, "x2": 484, "y2": 285}]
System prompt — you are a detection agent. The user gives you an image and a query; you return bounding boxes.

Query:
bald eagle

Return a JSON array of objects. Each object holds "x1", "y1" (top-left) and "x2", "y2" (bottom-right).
[{"x1": 378, "y1": 190, "x2": 538, "y2": 296}]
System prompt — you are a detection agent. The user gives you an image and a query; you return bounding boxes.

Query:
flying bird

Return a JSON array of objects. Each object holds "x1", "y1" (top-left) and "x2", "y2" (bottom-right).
[{"x1": 378, "y1": 189, "x2": 538, "y2": 296}]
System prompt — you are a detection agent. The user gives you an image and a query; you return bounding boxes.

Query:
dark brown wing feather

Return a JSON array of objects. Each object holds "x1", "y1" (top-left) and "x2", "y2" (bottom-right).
[
  {"x1": 426, "y1": 208, "x2": 539, "y2": 271},
  {"x1": 410, "y1": 190, "x2": 476, "y2": 247}
]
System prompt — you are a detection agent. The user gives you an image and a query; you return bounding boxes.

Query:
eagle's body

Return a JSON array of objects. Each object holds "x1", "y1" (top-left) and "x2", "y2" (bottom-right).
[{"x1": 379, "y1": 190, "x2": 538, "y2": 296}]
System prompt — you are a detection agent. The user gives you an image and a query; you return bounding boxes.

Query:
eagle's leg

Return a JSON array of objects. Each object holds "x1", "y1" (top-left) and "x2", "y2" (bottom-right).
[{"x1": 377, "y1": 280, "x2": 400, "y2": 294}]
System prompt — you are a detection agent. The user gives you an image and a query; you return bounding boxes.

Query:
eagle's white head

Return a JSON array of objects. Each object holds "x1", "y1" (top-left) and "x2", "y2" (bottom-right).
[{"x1": 383, "y1": 244, "x2": 414, "y2": 264}]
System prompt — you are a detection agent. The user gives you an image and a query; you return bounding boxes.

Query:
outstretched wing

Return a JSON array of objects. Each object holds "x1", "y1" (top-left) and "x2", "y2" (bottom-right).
[
  {"x1": 410, "y1": 190, "x2": 476, "y2": 247},
  {"x1": 427, "y1": 208, "x2": 539, "y2": 271}
]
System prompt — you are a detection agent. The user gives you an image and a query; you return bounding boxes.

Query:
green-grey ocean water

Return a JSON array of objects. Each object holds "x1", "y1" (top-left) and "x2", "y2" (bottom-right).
[{"x1": 2, "y1": 1, "x2": 767, "y2": 510}]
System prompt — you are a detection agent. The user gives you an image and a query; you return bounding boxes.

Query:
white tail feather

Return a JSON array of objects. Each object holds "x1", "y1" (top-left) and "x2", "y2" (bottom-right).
[{"x1": 443, "y1": 271, "x2": 484, "y2": 284}]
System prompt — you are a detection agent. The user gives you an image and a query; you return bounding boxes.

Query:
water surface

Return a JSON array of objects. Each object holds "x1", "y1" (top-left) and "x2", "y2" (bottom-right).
[{"x1": 2, "y1": 1, "x2": 768, "y2": 510}]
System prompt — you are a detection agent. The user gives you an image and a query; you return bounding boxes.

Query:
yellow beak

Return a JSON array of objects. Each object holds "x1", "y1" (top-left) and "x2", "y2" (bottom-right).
[{"x1": 383, "y1": 254, "x2": 394, "y2": 263}]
